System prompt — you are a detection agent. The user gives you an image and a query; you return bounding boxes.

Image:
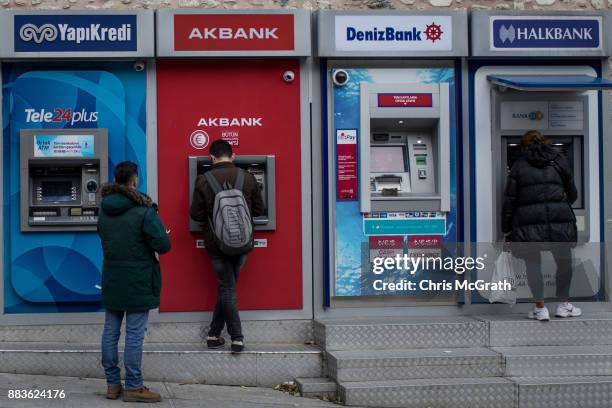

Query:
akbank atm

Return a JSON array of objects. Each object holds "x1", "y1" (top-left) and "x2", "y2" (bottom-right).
[
  {"x1": 188, "y1": 155, "x2": 276, "y2": 231},
  {"x1": 470, "y1": 11, "x2": 612, "y2": 301},
  {"x1": 20, "y1": 129, "x2": 108, "y2": 232},
  {"x1": 359, "y1": 83, "x2": 450, "y2": 213}
]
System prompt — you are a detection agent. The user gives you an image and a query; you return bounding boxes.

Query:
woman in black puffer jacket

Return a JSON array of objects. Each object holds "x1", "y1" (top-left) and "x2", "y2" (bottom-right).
[{"x1": 502, "y1": 130, "x2": 581, "y2": 321}]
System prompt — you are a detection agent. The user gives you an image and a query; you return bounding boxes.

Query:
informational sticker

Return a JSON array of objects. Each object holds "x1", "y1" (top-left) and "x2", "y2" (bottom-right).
[
  {"x1": 363, "y1": 216, "x2": 446, "y2": 236},
  {"x1": 254, "y1": 238, "x2": 268, "y2": 248},
  {"x1": 221, "y1": 130, "x2": 240, "y2": 146},
  {"x1": 336, "y1": 129, "x2": 358, "y2": 201},
  {"x1": 368, "y1": 235, "x2": 404, "y2": 262},
  {"x1": 195, "y1": 239, "x2": 205, "y2": 249},
  {"x1": 378, "y1": 93, "x2": 433, "y2": 108},
  {"x1": 408, "y1": 234, "x2": 442, "y2": 258},
  {"x1": 549, "y1": 101, "x2": 584, "y2": 130},
  {"x1": 34, "y1": 134, "x2": 94, "y2": 157}
]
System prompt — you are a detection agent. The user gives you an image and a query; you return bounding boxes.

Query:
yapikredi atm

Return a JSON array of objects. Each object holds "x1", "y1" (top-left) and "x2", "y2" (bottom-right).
[
  {"x1": 315, "y1": 11, "x2": 468, "y2": 310},
  {"x1": 0, "y1": 10, "x2": 154, "y2": 314},
  {"x1": 468, "y1": 11, "x2": 612, "y2": 304},
  {"x1": 154, "y1": 10, "x2": 314, "y2": 319}
]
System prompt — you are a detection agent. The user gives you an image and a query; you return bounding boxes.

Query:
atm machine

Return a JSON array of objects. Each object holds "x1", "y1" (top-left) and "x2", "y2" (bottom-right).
[
  {"x1": 19, "y1": 129, "x2": 108, "y2": 232},
  {"x1": 187, "y1": 155, "x2": 276, "y2": 231},
  {"x1": 359, "y1": 83, "x2": 450, "y2": 213}
]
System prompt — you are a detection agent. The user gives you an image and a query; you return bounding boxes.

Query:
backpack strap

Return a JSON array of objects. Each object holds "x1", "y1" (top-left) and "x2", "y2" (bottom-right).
[
  {"x1": 234, "y1": 168, "x2": 245, "y2": 191},
  {"x1": 204, "y1": 171, "x2": 222, "y2": 195}
]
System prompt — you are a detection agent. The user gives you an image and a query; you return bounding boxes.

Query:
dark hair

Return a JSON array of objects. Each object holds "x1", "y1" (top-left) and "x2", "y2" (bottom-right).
[
  {"x1": 114, "y1": 161, "x2": 138, "y2": 186},
  {"x1": 521, "y1": 130, "x2": 549, "y2": 151},
  {"x1": 209, "y1": 140, "x2": 233, "y2": 159}
]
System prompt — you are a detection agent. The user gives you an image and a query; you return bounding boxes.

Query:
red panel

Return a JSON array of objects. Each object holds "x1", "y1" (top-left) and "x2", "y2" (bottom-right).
[
  {"x1": 156, "y1": 60, "x2": 302, "y2": 312},
  {"x1": 377, "y1": 93, "x2": 433, "y2": 108},
  {"x1": 174, "y1": 14, "x2": 295, "y2": 51}
]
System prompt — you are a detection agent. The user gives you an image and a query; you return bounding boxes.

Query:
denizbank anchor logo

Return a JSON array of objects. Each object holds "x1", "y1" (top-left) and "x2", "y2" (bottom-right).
[
  {"x1": 335, "y1": 15, "x2": 453, "y2": 52},
  {"x1": 14, "y1": 14, "x2": 137, "y2": 52},
  {"x1": 491, "y1": 17, "x2": 601, "y2": 50}
]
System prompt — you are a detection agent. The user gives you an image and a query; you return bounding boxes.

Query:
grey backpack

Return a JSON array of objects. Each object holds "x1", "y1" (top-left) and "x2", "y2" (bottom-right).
[{"x1": 205, "y1": 169, "x2": 254, "y2": 255}]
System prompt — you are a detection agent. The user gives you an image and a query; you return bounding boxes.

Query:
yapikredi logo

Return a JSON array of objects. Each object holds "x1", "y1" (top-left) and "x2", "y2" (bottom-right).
[{"x1": 14, "y1": 14, "x2": 137, "y2": 52}]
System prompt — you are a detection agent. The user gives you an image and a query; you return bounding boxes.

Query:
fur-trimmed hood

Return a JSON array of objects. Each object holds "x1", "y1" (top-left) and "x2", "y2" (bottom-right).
[{"x1": 100, "y1": 183, "x2": 154, "y2": 216}]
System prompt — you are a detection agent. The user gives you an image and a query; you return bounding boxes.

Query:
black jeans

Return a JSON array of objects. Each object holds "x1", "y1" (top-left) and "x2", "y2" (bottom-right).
[
  {"x1": 516, "y1": 245, "x2": 573, "y2": 301},
  {"x1": 208, "y1": 254, "x2": 247, "y2": 341}
]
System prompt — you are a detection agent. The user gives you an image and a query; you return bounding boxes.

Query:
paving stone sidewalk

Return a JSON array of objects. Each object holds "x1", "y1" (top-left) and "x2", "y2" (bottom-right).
[{"x1": 0, "y1": 373, "x2": 342, "y2": 408}]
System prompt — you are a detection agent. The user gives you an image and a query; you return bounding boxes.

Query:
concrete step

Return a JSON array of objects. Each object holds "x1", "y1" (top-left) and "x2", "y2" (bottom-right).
[
  {"x1": 338, "y1": 377, "x2": 516, "y2": 408},
  {"x1": 0, "y1": 342, "x2": 322, "y2": 387},
  {"x1": 327, "y1": 347, "x2": 503, "y2": 382},
  {"x1": 314, "y1": 317, "x2": 486, "y2": 351},
  {"x1": 476, "y1": 313, "x2": 612, "y2": 347},
  {"x1": 495, "y1": 345, "x2": 612, "y2": 377},
  {"x1": 513, "y1": 376, "x2": 612, "y2": 408},
  {"x1": 0, "y1": 319, "x2": 313, "y2": 345},
  {"x1": 295, "y1": 377, "x2": 337, "y2": 400}
]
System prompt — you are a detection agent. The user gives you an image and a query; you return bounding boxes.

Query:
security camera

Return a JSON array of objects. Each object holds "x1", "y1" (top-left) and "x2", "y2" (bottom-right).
[
  {"x1": 133, "y1": 61, "x2": 146, "y2": 72},
  {"x1": 333, "y1": 69, "x2": 349, "y2": 86},
  {"x1": 283, "y1": 70, "x2": 295, "y2": 83}
]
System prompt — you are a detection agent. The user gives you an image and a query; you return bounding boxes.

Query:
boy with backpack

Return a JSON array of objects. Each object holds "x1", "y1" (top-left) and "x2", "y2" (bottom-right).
[{"x1": 190, "y1": 140, "x2": 265, "y2": 353}]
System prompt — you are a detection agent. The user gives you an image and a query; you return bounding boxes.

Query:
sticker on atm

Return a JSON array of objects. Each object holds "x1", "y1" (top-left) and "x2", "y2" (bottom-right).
[
  {"x1": 336, "y1": 129, "x2": 358, "y2": 201},
  {"x1": 378, "y1": 93, "x2": 433, "y2": 108},
  {"x1": 369, "y1": 235, "x2": 404, "y2": 262},
  {"x1": 34, "y1": 135, "x2": 94, "y2": 158}
]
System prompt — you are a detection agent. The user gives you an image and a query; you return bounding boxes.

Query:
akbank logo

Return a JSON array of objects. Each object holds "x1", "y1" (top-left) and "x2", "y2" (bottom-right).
[
  {"x1": 190, "y1": 130, "x2": 210, "y2": 150},
  {"x1": 492, "y1": 18, "x2": 601, "y2": 50},
  {"x1": 14, "y1": 14, "x2": 137, "y2": 52},
  {"x1": 19, "y1": 23, "x2": 58, "y2": 44}
]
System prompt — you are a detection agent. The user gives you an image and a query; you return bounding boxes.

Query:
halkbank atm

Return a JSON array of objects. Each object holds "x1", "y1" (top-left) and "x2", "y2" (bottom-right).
[
  {"x1": 316, "y1": 11, "x2": 467, "y2": 309},
  {"x1": 469, "y1": 11, "x2": 612, "y2": 302}
]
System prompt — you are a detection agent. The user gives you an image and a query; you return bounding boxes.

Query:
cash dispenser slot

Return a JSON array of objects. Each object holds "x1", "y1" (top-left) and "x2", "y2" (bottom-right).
[{"x1": 188, "y1": 155, "x2": 276, "y2": 231}]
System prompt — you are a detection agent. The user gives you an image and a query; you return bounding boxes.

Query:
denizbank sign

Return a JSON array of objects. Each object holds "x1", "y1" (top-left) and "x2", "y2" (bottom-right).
[
  {"x1": 335, "y1": 15, "x2": 453, "y2": 52},
  {"x1": 14, "y1": 14, "x2": 137, "y2": 52},
  {"x1": 491, "y1": 16, "x2": 602, "y2": 51}
]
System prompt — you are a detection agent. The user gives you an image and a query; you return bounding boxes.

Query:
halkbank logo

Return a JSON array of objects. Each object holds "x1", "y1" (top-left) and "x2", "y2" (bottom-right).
[
  {"x1": 14, "y1": 14, "x2": 137, "y2": 52},
  {"x1": 492, "y1": 17, "x2": 601, "y2": 50}
]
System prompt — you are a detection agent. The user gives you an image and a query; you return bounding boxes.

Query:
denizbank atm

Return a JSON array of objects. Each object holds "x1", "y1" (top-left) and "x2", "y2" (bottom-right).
[
  {"x1": 315, "y1": 11, "x2": 467, "y2": 310},
  {"x1": 0, "y1": 10, "x2": 154, "y2": 315},
  {"x1": 469, "y1": 11, "x2": 612, "y2": 302}
]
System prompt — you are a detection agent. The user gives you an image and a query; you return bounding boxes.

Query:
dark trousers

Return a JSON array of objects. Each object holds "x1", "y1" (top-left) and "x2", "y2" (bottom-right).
[
  {"x1": 208, "y1": 254, "x2": 247, "y2": 341},
  {"x1": 517, "y1": 245, "x2": 573, "y2": 301}
]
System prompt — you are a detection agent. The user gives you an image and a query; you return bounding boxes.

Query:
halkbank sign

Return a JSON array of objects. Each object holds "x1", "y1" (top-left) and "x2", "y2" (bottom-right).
[{"x1": 491, "y1": 16, "x2": 602, "y2": 50}]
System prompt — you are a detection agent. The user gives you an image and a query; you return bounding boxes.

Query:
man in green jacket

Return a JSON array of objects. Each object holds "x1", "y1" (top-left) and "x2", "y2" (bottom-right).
[{"x1": 98, "y1": 161, "x2": 171, "y2": 403}]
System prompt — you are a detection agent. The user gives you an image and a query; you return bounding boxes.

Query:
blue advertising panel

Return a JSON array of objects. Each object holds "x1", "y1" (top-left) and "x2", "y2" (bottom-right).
[
  {"x1": 491, "y1": 17, "x2": 601, "y2": 50},
  {"x1": 33, "y1": 134, "x2": 95, "y2": 157},
  {"x1": 14, "y1": 14, "x2": 137, "y2": 53},
  {"x1": 2, "y1": 63, "x2": 148, "y2": 313}
]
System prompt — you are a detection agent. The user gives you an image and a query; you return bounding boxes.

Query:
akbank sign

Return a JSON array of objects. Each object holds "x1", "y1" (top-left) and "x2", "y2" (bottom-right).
[
  {"x1": 335, "y1": 15, "x2": 453, "y2": 52},
  {"x1": 491, "y1": 16, "x2": 601, "y2": 50},
  {"x1": 14, "y1": 14, "x2": 137, "y2": 52}
]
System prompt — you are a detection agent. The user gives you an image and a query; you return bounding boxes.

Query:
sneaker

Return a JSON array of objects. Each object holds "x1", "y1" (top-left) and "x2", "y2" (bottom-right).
[
  {"x1": 556, "y1": 302, "x2": 582, "y2": 318},
  {"x1": 231, "y1": 340, "x2": 244, "y2": 353},
  {"x1": 206, "y1": 336, "x2": 226, "y2": 349},
  {"x1": 106, "y1": 384, "x2": 122, "y2": 400},
  {"x1": 122, "y1": 386, "x2": 162, "y2": 403},
  {"x1": 527, "y1": 306, "x2": 550, "y2": 321}
]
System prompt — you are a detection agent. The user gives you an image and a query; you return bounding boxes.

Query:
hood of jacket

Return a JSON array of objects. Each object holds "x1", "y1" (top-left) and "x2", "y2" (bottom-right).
[
  {"x1": 100, "y1": 183, "x2": 153, "y2": 216},
  {"x1": 524, "y1": 142, "x2": 560, "y2": 169}
]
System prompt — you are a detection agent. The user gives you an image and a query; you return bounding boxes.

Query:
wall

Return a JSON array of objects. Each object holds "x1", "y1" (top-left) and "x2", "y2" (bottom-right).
[{"x1": 1, "y1": 0, "x2": 611, "y2": 12}]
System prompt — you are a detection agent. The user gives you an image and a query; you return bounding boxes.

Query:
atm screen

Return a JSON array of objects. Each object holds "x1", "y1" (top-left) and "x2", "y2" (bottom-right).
[
  {"x1": 371, "y1": 146, "x2": 406, "y2": 173},
  {"x1": 41, "y1": 181, "x2": 73, "y2": 202}
]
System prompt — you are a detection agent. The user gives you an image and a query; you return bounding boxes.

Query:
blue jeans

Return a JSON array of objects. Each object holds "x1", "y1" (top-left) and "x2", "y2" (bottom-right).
[{"x1": 101, "y1": 310, "x2": 149, "y2": 390}]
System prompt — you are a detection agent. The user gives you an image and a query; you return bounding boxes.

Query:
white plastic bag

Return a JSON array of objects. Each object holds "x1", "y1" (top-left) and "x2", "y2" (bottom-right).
[{"x1": 488, "y1": 251, "x2": 517, "y2": 304}]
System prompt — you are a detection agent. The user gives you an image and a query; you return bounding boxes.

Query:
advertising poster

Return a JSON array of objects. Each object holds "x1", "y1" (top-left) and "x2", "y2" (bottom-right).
[
  {"x1": 2, "y1": 63, "x2": 148, "y2": 313},
  {"x1": 331, "y1": 67, "x2": 457, "y2": 297}
]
